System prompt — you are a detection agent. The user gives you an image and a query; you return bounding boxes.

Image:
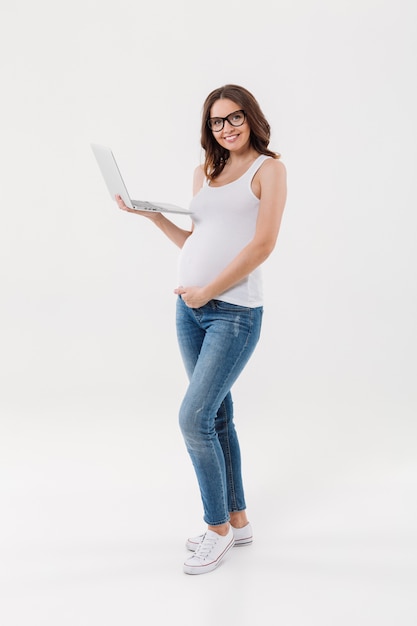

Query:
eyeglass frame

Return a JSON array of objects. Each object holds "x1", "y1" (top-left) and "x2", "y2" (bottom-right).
[{"x1": 207, "y1": 110, "x2": 246, "y2": 132}]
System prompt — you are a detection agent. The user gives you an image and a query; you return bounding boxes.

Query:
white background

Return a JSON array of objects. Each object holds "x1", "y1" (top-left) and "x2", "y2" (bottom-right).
[{"x1": 1, "y1": 0, "x2": 416, "y2": 624}]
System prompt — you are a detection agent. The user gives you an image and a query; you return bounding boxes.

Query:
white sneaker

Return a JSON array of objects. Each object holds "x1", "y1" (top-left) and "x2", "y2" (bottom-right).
[
  {"x1": 186, "y1": 522, "x2": 253, "y2": 552},
  {"x1": 183, "y1": 527, "x2": 235, "y2": 575}
]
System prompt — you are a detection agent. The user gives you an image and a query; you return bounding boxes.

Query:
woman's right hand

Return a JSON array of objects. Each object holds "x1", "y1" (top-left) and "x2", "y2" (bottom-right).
[
  {"x1": 115, "y1": 194, "x2": 158, "y2": 219},
  {"x1": 115, "y1": 194, "x2": 133, "y2": 212}
]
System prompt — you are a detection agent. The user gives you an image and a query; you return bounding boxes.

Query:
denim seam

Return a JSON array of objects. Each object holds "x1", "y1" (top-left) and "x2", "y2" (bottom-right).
[{"x1": 222, "y1": 398, "x2": 237, "y2": 513}]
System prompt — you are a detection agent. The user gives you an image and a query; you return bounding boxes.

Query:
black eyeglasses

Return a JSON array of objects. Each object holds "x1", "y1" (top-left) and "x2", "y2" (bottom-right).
[{"x1": 207, "y1": 110, "x2": 246, "y2": 132}]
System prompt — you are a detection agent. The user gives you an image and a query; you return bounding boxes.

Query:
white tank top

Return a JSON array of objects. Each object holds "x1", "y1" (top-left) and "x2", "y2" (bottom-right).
[{"x1": 178, "y1": 154, "x2": 271, "y2": 307}]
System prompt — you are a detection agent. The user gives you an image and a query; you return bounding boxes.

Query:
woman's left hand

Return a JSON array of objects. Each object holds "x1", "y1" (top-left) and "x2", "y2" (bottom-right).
[{"x1": 174, "y1": 286, "x2": 211, "y2": 309}]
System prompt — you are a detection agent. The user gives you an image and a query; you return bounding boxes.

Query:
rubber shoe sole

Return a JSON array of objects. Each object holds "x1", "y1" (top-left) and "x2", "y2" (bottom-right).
[{"x1": 186, "y1": 522, "x2": 253, "y2": 552}]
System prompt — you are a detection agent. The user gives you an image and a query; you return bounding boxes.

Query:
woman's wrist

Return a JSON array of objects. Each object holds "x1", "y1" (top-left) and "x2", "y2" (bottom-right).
[
  {"x1": 202, "y1": 284, "x2": 217, "y2": 303},
  {"x1": 146, "y1": 211, "x2": 165, "y2": 225}
]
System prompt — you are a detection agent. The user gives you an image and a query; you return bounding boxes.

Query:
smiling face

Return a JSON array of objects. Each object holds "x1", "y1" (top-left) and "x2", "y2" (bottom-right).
[{"x1": 209, "y1": 98, "x2": 251, "y2": 154}]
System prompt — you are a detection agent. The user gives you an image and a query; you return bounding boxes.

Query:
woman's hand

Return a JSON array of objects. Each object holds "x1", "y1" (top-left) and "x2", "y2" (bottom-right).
[
  {"x1": 115, "y1": 195, "x2": 159, "y2": 219},
  {"x1": 174, "y1": 286, "x2": 211, "y2": 309},
  {"x1": 115, "y1": 194, "x2": 135, "y2": 213}
]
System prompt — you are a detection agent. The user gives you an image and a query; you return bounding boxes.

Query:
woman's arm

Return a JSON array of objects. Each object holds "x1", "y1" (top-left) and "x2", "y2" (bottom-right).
[
  {"x1": 175, "y1": 158, "x2": 287, "y2": 307},
  {"x1": 146, "y1": 211, "x2": 193, "y2": 248},
  {"x1": 115, "y1": 195, "x2": 192, "y2": 249},
  {"x1": 115, "y1": 165, "x2": 203, "y2": 249}
]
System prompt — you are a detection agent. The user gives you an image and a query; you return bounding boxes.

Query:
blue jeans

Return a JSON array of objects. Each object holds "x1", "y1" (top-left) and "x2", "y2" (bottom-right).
[{"x1": 176, "y1": 296, "x2": 263, "y2": 526}]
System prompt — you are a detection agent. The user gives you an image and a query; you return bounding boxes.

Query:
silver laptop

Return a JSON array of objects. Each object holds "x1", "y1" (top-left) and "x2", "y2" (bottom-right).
[{"x1": 91, "y1": 143, "x2": 192, "y2": 214}]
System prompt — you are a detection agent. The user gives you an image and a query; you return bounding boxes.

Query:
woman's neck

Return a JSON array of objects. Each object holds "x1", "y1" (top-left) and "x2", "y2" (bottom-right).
[{"x1": 226, "y1": 148, "x2": 259, "y2": 167}]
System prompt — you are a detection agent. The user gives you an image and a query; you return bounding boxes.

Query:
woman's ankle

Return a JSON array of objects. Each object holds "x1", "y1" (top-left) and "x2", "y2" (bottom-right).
[
  {"x1": 208, "y1": 522, "x2": 230, "y2": 536},
  {"x1": 229, "y1": 511, "x2": 249, "y2": 529}
]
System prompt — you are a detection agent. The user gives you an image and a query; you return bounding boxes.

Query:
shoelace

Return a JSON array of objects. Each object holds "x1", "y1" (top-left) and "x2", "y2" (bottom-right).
[{"x1": 193, "y1": 533, "x2": 219, "y2": 560}]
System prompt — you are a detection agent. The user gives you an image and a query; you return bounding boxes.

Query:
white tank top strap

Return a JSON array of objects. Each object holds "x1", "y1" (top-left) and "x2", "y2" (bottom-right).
[{"x1": 245, "y1": 154, "x2": 271, "y2": 181}]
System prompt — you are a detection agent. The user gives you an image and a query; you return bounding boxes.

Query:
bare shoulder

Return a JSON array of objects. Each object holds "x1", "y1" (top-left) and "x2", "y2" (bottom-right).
[
  {"x1": 193, "y1": 164, "x2": 205, "y2": 195},
  {"x1": 253, "y1": 157, "x2": 286, "y2": 199},
  {"x1": 259, "y1": 157, "x2": 286, "y2": 180}
]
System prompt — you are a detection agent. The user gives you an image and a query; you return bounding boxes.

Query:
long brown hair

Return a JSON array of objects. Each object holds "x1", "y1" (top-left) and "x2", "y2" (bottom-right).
[{"x1": 201, "y1": 84, "x2": 280, "y2": 181}]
